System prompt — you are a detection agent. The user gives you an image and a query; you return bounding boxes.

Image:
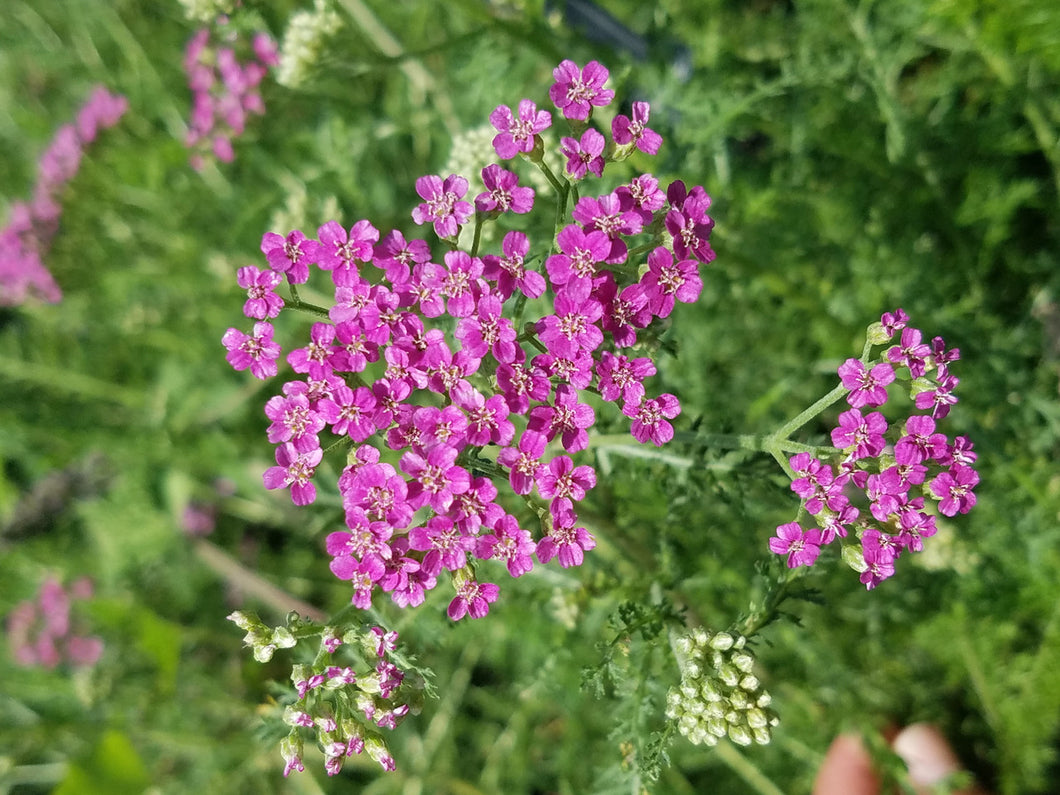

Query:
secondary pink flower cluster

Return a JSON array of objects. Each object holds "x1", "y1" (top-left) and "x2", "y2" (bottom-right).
[
  {"x1": 281, "y1": 626, "x2": 412, "y2": 777},
  {"x1": 1, "y1": 86, "x2": 127, "y2": 306},
  {"x1": 183, "y1": 26, "x2": 278, "y2": 170},
  {"x1": 6, "y1": 576, "x2": 104, "y2": 669},
  {"x1": 769, "y1": 309, "x2": 979, "y2": 588},
  {"x1": 224, "y1": 58, "x2": 714, "y2": 622}
]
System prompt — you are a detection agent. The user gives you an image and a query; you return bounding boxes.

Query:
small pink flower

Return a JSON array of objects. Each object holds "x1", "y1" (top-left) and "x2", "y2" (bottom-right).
[
  {"x1": 475, "y1": 164, "x2": 534, "y2": 214},
  {"x1": 623, "y1": 394, "x2": 681, "y2": 446},
  {"x1": 237, "y1": 265, "x2": 284, "y2": 319},
  {"x1": 223, "y1": 321, "x2": 282, "y2": 379},
  {"x1": 490, "y1": 99, "x2": 552, "y2": 159},
  {"x1": 837, "y1": 358, "x2": 895, "y2": 408},
  {"x1": 930, "y1": 464, "x2": 979, "y2": 516},
  {"x1": 769, "y1": 522, "x2": 822, "y2": 568},
  {"x1": 549, "y1": 60, "x2": 614, "y2": 120},
  {"x1": 612, "y1": 102, "x2": 662, "y2": 154},
  {"x1": 560, "y1": 128, "x2": 606, "y2": 180},
  {"x1": 411, "y1": 174, "x2": 473, "y2": 239},
  {"x1": 448, "y1": 579, "x2": 499, "y2": 620},
  {"x1": 263, "y1": 442, "x2": 323, "y2": 505}
]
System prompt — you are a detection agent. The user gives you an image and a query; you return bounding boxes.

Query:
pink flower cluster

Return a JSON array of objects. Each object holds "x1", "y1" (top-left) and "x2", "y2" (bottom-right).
[
  {"x1": 224, "y1": 59, "x2": 715, "y2": 621},
  {"x1": 1, "y1": 86, "x2": 127, "y2": 306},
  {"x1": 769, "y1": 309, "x2": 979, "y2": 588},
  {"x1": 6, "y1": 576, "x2": 103, "y2": 669},
  {"x1": 281, "y1": 626, "x2": 409, "y2": 777},
  {"x1": 183, "y1": 26, "x2": 278, "y2": 170}
]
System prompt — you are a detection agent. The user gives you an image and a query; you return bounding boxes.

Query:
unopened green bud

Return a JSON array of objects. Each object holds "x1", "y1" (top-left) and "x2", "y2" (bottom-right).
[
  {"x1": 718, "y1": 664, "x2": 740, "y2": 687},
  {"x1": 700, "y1": 679, "x2": 723, "y2": 702},
  {"x1": 756, "y1": 691, "x2": 773, "y2": 708},
  {"x1": 709, "y1": 632, "x2": 735, "y2": 651},
  {"x1": 705, "y1": 701, "x2": 726, "y2": 720},
  {"x1": 707, "y1": 718, "x2": 727, "y2": 738},
  {"x1": 272, "y1": 627, "x2": 296, "y2": 649},
  {"x1": 842, "y1": 543, "x2": 870, "y2": 573},
  {"x1": 253, "y1": 643, "x2": 277, "y2": 663},
  {"x1": 732, "y1": 652, "x2": 755, "y2": 673},
  {"x1": 740, "y1": 674, "x2": 760, "y2": 692},
  {"x1": 291, "y1": 664, "x2": 310, "y2": 685},
  {"x1": 227, "y1": 610, "x2": 260, "y2": 631},
  {"x1": 866, "y1": 321, "x2": 890, "y2": 345},
  {"x1": 689, "y1": 726, "x2": 711, "y2": 746},
  {"x1": 746, "y1": 708, "x2": 769, "y2": 729},
  {"x1": 729, "y1": 723, "x2": 754, "y2": 747}
]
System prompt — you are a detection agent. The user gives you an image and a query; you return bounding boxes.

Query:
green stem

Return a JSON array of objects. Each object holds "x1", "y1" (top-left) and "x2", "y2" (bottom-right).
[
  {"x1": 737, "y1": 564, "x2": 806, "y2": 639},
  {"x1": 286, "y1": 297, "x2": 331, "y2": 320},
  {"x1": 470, "y1": 214, "x2": 484, "y2": 258}
]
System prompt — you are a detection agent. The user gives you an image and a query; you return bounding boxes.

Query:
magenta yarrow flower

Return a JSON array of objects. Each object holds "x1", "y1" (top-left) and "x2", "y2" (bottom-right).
[
  {"x1": 1, "y1": 86, "x2": 126, "y2": 306},
  {"x1": 237, "y1": 265, "x2": 285, "y2": 319},
  {"x1": 640, "y1": 246, "x2": 703, "y2": 318},
  {"x1": 549, "y1": 59, "x2": 614, "y2": 120},
  {"x1": 411, "y1": 174, "x2": 473, "y2": 239},
  {"x1": 545, "y1": 224, "x2": 611, "y2": 301},
  {"x1": 261, "y1": 230, "x2": 318, "y2": 283},
  {"x1": 496, "y1": 430, "x2": 548, "y2": 495},
  {"x1": 769, "y1": 522, "x2": 822, "y2": 568},
  {"x1": 537, "y1": 292, "x2": 605, "y2": 359},
  {"x1": 223, "y1": 321, "x2": 282, "y2": 379},
  {"x1": 447, "y1": 578, "x2": 500, "y2": 620},
  {"x1": 489, "y1": 99, "x2": 552, "y2": 159},
  {"x1": 476, "y1": 514, "x2": 536, "y2": 577},
  {"x1": 263, "y1": 443, "x2": 323, "y2": 505},
  {"x1": 612, "y1": 102, "x2": 663, "y2": 155},
  {"x1": 528, "y1": 384, "x2": 596, "y2": 453},
  {"x1": 481, "y1": 230, "x2": 546, "y2": 300},
  {"x1": 536, "y1": 503, "x2": 596, "y2": 567},
  {"x1": 880, "y1": 308, "x2": 909, "y2": 339},
  {"x1": 227, "y1": 57, "x2": 727, "y2": 635},
  {"x1": 572, "y1": 192, "x2": 642, "y2": 264},
  {"x1": 596, "y1": 351, "x2": 655, "y2": 405},
  {"x1": 475, "y1": 164, "x2": 535, "y2": 214},
  {"x1": 183, "y1": 27, "x2": 275, "y2": 169},
  {"x1": 616, "y1": 174, "x2": 666, "y2": 225},
  {"x1": 773, "y1": 311, "x2": 976, "y2": 587},
  {"x1": 838, "y1": 358, "x2": 895, "y2": 408},
  {"x1": 400, "y1": 445, "x2": 470, "y2": 514},
  {"x1": 317, "y1": 219, "x2": 380, "y2": 274},
  {"x1": 665, "y1": 180, "x2": 715, "y2": 263},
  {"x1": 930, "y1": 465, "x2": 979, "y2": 516},
  {"x1": 560, "y1": 127, "x2": 606, "y2": 180},
  {"x1": 831, "y1": 408, "x2": 888, "y2": 460},
  {"x1": 624, "y1": 393, "x2": 681, "y2": 446}
]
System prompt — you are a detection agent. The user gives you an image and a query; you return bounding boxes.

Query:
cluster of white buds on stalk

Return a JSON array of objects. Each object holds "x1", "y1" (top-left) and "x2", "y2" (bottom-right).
[{"x1": 665, "y1": 628, "x2": 778, "y2": 747}]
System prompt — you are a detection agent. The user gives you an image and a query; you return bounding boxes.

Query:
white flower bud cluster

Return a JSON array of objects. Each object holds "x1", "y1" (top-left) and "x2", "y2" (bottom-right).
[
  {"x1": 275, "y1": 0, "x2": 343, "y2": 89},
  {"x1": 665, "y1": 628, "x2": 779, "y2": 747},
  {"x1": 227, "y1": 610, "x2": 295, "y2": 662}
]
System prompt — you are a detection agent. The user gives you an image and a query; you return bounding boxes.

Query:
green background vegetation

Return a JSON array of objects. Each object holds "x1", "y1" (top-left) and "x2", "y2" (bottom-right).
[{"x1": 2, "y1": 0, "x2": 1058, "y2": 792}]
